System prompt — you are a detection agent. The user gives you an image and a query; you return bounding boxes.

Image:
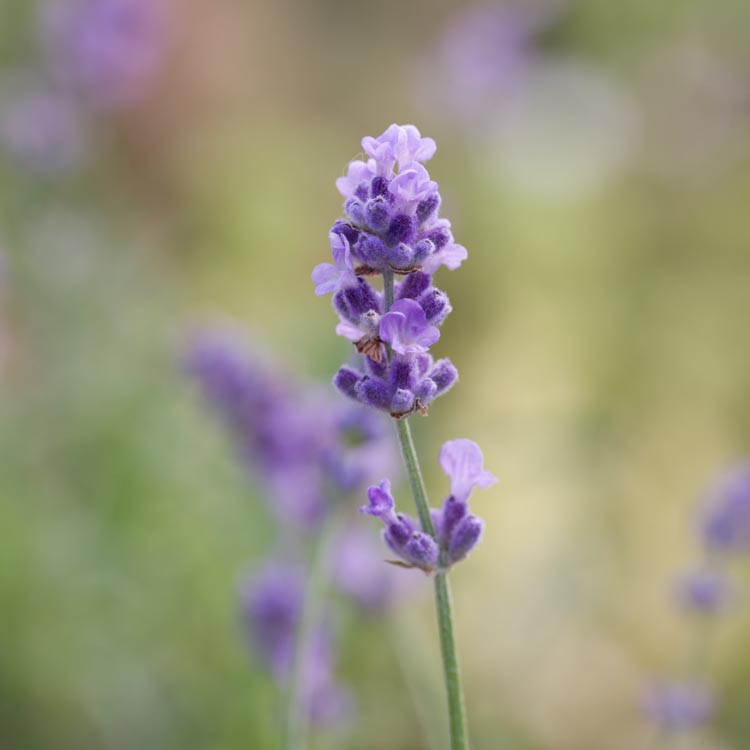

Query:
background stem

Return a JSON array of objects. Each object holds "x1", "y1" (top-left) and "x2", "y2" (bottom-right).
[{"x1": 282, "y1": 513, "x2": 338, "y2": 750}]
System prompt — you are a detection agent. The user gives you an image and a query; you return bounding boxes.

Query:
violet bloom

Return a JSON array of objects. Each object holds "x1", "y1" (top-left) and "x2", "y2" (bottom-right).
[
  {"x1": 700, "y1": 463, "x2": 750, "y2": 554},
  {"x1": 41, "y1": 0, "x2": 167, "y2": 110},
  {"x1": 379, "y1": 299, "x2": 440, "y2": 356},
  {"x1": 644, "y1": 681, "x2": 715, "y2": 732},
  {"x1": 432, "y1": 440, "x2": 498, "y2": 564},
  {"x1": 361, "y1": 440, "x2": 496, "y2": 571}
]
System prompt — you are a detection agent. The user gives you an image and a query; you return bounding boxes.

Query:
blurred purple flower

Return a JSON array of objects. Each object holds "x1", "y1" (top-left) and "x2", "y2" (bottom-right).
[
  {"x1": 0, "y1": 83, "x2": 85, "y2": 175},
  {"x1": 644, "y1": 681, "x2": 715, "y2": 732},
  {"x1": 184, "y1": 326, "x2": 398, "y2": 525},
  {"x1": 240, "y1": 563, "x2": 353, "y2": 726},
  {"x1": 417, "y1": 2, "x2": 564, "y2": 121},
  {"x1": 700, "y1": 463, "x2": 750, "y2": 554},
  {"x1": 674, "y1": 567, "x2": 732, "y2": 615},
  {"x1": 41, "y1": 0, "x2": 168, "y2": 110}
]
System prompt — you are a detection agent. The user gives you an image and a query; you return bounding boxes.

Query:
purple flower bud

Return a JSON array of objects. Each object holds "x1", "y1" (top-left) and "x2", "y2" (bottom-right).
[
  {"x1": 412, "y1": 239, "x2": 436, "y2": 265},
  {"x1": 379, "y1": 299, "x2": 440, "y2": 356},
  {"x1": 439, "y1": 497, "x2": 468, "y2": 544},
  {"x1": 354, "y1": 233, "x2": 388, "y2": 267},
  {"x1": 334, "y1": 366, "x2": 360, "y2": 399},
  {"x1": 644, "y1": 682, "x2": 715, "y2": 732},
  {"x1": 330, "y1": 220, "x2": 360, "y2": 247},
  {"x1": 416, "y1": 193, "x2": 440, "y2": 224},
  {"x1": 390, "y1": 388, "x2": 415, "y2": 416},
  {"x1": 356, "y1": 377, "x2": 391, "y2": 410},
  {"x1": 388, "y1": 357, "x2": 419, "y2": 391},
  {"x1": 386, "y1": 243, "x2": 416, "y2": 271},
  {"x1": 429, "y1": 358, "x2": 458, "y2": 395},
  {"x1": 419, "y1": 288, "x2": 452, "y2": 325},
  {"x1": 404, "y1": 531, "x2": 440, "y2": 570},
  {"x1": 360, "y1": 479, "x2": 397, "y2": 521},
  {"x1": 396, "y1": 271, "x2": 432, "y2": 301},
  {"x1": 385, "y1": 214, "x2": 416, "y2": 246},
  {"x1": 365, "y1": 198, "x2": 391, "y2": 232},
  {"x1": 370, "y1": 175, "x2": 390, "y2": 198},
  {"x1": 415, "y1": 378, "x2": 438, "y2": 404},
  {"x1": 345, "y1": 198, "x2": 366, "y2": 226},
  {"x1": 440, "y1": 439, "x2": 498, "y2": 503},
  {"x1": 448, "y1": 515, "x2": 484, "y2": 563}
]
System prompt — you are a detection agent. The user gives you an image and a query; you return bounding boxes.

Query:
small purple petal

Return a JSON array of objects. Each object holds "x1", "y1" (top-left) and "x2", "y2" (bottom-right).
[{"x1": 439, "y1": 439, "x2": 497, "y2": 504}]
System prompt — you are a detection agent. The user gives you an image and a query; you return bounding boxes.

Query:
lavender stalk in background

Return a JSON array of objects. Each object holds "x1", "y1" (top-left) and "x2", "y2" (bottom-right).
[
  {"x1": 185, "y1": 326, "x2": 416, "y2": 742},
  {"x1": 646, "y1": 462, "x2": 750, "y2": 742}
]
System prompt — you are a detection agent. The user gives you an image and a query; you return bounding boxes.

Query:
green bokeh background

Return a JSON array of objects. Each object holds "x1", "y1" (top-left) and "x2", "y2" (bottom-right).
[{"x1": 2, "y1": 1, "x2": 750, "y2": 748}]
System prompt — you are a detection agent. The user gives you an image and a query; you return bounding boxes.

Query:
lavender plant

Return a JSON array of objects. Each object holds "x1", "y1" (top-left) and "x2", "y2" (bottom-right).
[
  {"x1": 313, "y1": 124, "x2": 497, "y2": 750},
  {"x1": 646, "y1": 463, "x2": 750, "y2": 744},
  {"x1": 185, "y1": 327, "x2": 419, "y2": 748}
]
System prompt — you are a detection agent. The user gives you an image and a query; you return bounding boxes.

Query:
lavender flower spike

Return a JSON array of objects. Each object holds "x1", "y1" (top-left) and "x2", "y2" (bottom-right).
[
  {"x1": 440, "y1": 439, "x2": 498, "y2": 504},
  {"x1": 380, "y1": 299, "x2": 440, "y2": 356}
]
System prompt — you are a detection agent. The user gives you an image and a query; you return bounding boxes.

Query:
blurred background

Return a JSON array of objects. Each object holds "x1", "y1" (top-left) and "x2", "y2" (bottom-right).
[{"x1": 2, "y1": 0, "x2": 750, "y2": 748}]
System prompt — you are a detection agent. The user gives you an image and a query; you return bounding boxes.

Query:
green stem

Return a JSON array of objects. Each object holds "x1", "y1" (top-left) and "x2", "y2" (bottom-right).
[
  {"x1": 395, "y1": 417, "x2": 469, "y2": 750},
  {"x1": 282, "y1": 513, "x2": 337, "y2": 750}
]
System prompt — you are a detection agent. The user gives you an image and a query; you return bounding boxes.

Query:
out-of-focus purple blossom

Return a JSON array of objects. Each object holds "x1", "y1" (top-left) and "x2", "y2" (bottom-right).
[
  {"x1": 644, "y1": 681, "x2": 715, "y2": 732},
  {"x1": 184, "y1": 329, "x2": 329, "y2": 527},
  {"x1": 240, "y1": 563, "x2": 353, "y2": 727},
  {"x1": 0, "y1": 82, "x2": 85, "y2": 175},
  {"x1": 185, "y1": 327, "x2": 399, "y2": 524},
  {"x1": 240, "y1": 561, "x2": 304, "y2": 680},
  {"x1": 700, "y1": 463, "x2": 750, "y2": 554},
  {"x1": 379, "y1": 299, "x2": 440, "y2": 356},
  {"x1": 362, "y1": 441, "x2": 496, "y2": 571},
  {"x1": 40, "y1": 0, "x2": 168, "y2": 110},
  {"x1": 674, "y1": 567, "x2": 732, "y2": 615},
  {"x1": 416, "y1": 2, "x2": 564, "y2": 122}
]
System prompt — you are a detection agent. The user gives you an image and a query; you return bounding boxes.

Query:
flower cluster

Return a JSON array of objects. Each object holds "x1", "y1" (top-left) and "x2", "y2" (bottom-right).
[
  {"x1": 646, "y1": 462, "x2": 750, "y2": 736},
  {"x1": 313, "y1": 124, "x2": 465, "y2": 418},
  {"x1": 361, "y1": 440, "x2": 497, "y2": 572}
]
